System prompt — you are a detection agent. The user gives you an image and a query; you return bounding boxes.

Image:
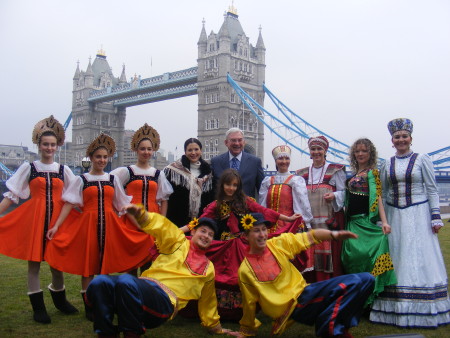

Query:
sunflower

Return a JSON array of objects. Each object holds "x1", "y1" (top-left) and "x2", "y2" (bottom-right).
[
  {"x1": 241, "y1": 214, "x2": 257, "y2": 230},
  {"x1": 188, "y1": 217, "x2": 199, "y2": 231},
  {"x1": 220, "y1": 203, "x2": 231, "y2": 218}
]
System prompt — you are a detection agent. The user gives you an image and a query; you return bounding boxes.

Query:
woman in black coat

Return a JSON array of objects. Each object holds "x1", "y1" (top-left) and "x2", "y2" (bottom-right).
[{"x1": 164, "y1": 138, "x2": 213, "y2": 227}]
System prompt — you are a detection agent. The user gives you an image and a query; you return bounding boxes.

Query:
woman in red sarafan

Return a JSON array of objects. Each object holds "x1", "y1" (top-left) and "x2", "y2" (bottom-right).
[
  {"x1": 45, "y1": 133, "x2": 153, "y2": 320},
  {"x1": 0, "y1": 116, "x2": 78, "y2": 324}
]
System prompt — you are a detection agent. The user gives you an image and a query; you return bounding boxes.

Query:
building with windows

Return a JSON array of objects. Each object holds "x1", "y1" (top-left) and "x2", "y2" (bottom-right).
[
  {"x1": 197, "y1": 7, "x2": 266, "y2": 160},
  {"x1": 0, "y1": 144, "x2": 39, "y2": 171}
]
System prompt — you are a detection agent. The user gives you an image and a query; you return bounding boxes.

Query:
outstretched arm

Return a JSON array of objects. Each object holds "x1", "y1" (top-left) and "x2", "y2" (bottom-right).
[
  {"x1": 313, "y1": 229, "x2": 358, "y2": 242},
  {"x1": 279, "y1": 213, "x2": 302, "y2": 222}
]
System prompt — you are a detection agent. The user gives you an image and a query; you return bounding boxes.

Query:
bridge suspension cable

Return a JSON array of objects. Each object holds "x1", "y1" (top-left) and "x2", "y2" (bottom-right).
[
  {"x1": 228, "y1": 75, "x2": 450, "y2": 170},
  {"x1": 227, "y1": 74, "x2": 350, "y2": 164}
]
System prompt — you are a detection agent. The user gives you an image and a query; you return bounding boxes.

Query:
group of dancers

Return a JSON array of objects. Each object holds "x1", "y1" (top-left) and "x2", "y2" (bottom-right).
[{"x1": 0, "y1": 115, "x2": 448, "y2": 336}]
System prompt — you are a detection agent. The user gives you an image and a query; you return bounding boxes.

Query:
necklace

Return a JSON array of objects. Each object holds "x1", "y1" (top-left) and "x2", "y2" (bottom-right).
[
  {"x1": 356, "y1": 168, "x2": 368, "y2": 176},
  {"x1": 395, "y1": 150, "x2": 413, "y2": 159},
  {"x1": 309, "y1": 164, "x2": 326, "y2": 192}
]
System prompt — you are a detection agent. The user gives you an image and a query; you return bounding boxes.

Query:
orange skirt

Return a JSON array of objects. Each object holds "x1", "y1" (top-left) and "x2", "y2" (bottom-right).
[
  {"x1": 45, "y1": 208, "x2": 153, "y2": 277},
  {"x1": 0, "y1": 198, "x2": 63, "y2": 262}
]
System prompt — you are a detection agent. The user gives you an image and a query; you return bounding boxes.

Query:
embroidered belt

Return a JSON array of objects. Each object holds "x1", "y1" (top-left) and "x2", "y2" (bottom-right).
[
  {"x1": 348, "y1": 213, "x2": 368, "y2": 219},
  {"x1": 386, "y1": 199, "x2": 428, "y2": 209}
]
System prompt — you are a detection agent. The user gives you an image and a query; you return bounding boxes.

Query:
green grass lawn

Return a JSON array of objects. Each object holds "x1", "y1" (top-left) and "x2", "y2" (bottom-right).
[{"x1": 1, "y1": 224, "x2": 449, "y2": 337}]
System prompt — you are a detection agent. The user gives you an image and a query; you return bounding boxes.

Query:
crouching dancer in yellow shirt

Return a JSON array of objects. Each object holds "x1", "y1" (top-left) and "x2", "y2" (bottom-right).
[
  {"x1": 237, "y1": 213, "x2": 375, "y2": 337},
  {"x1": 86, "y1": 204, "x2": 233, "y2": 337}
]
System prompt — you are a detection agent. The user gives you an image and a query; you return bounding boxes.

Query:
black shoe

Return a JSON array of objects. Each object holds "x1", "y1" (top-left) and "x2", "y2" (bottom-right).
[
  {"x1": 29, "y1": 291, "x2": 51, "y2": 324},
  {"x1": 49, "y1": 287, "x2": 79, "y2": 314}
]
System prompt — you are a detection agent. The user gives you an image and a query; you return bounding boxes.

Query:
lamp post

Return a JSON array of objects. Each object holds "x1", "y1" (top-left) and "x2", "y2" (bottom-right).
[{"x1": 81, "y1": 157, "x2": 91, "y2": 173}]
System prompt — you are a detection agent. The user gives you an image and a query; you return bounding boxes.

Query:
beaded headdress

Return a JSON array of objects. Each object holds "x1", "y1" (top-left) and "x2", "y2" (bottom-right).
[
  {"x1": 32, "y1": 115, "x2": 65, "y2": 146},
  {"x1": 387, "y1": 118, "x2": 413, "y2": 135},
  {"x1": 130, "y1": 123, "x2": 160, "y2": 151},
  {"x1": 86, "y1": 133, "x2": 116, "y2": 157},
  {"x1": 308, "y1": 136, "x2": 329, "y2": 151},
  {"x1": 272, "y1": 145, "x2": 291, "y2": 160}
]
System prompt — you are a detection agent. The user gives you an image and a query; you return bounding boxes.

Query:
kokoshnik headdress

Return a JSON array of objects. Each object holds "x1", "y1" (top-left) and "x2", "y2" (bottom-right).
[
  {"x1": 86, "y1": 133, "x2": 116, "y2": 157},
  {"x1": 130, "y1": 123, "x2": 160, "y2": 151},
  {"x1": 308, "y1": 135, "x2": 329, "y2": 152},
  {"x1": 32, "y1": 115, "x2": 65, "y2": 146},
  {"x1": 272, "y1": 145, "x2": 291, "y2": 160},
  {"x1": 387, "y1": 118, "x2": 413, "y2": 135}
]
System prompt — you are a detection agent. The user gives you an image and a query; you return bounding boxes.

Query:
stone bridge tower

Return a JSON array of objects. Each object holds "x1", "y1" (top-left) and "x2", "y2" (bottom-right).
[
  {"x1": 71, "y1": 49, "x2": 127, "y2": 169},
  {"x1": 197, "y1": 6, "x2": 266, "y2": 161}
]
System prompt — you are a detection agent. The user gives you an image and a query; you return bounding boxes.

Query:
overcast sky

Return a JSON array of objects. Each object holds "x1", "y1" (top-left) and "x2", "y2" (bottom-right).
[{"x1": 1, "y1": 0, "x2": 449, "y2": 170}]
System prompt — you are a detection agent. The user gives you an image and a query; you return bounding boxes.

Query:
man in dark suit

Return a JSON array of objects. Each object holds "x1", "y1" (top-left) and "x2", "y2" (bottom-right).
[{"x1": 211, "y1": 128, "x2": 264, "y2": 198}]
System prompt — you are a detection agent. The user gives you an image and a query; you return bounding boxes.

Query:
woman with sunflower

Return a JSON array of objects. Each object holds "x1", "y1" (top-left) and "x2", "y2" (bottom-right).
[
  {"x1": 181, "y1": 168, "x2": 300, "y2": 320},
  {"x1": 340, "y1": 138, "x2": 396, "y2": 308}
]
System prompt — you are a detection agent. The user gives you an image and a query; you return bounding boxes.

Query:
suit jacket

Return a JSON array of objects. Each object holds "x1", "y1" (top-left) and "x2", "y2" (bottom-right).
[{"x1": 211, "y1": 151, "x2": 264, "y2": 198}]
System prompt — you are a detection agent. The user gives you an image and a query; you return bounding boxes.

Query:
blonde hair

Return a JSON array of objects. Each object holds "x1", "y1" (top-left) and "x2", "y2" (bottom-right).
[{"x1": 349, "y1": 138, "x2": 378, "y2": 172}]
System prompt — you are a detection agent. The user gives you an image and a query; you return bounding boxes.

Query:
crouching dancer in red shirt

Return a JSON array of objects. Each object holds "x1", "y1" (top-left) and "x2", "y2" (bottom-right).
[
  {"x1": 236, "y1": 213, "x2": 375, "y2": 337},
  {"x1": 86, "y1": 204, "x2": 235, "y2": 337}
]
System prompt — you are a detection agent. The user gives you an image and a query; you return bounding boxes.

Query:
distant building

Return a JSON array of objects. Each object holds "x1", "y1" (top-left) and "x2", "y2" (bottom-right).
[
  {"x1": 154, "y1": 151, "x2": 169, "y2": 170},
  {"x1": 167, "y1": 151, "x2": 175, "y2": 163},
  {"x1": 57, "y1": 142, "x2": 75, "y2": 168},
  {"x1": 122, "y1": 129, "x2": 136, "y2": 166},
  {"x1": 71, "y1": 48, "x2": 127, "y2": 169},
  {"x1": 0, "y1": 144, "x2": 39, "y2": 170}
]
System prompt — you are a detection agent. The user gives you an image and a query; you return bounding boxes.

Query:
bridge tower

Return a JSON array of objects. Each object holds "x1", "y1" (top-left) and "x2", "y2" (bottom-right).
[
  {"x1": 71, "y1": 49, "x2": 127, "y2": 168},
  {"x1": 197, "y1": 7, "x2": 266, "y2": 161}
]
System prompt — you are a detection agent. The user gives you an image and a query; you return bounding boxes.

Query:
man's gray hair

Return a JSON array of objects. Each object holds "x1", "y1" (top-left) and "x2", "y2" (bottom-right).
[{"x1": 225, "y1": 127, "x2": 244, "y2": 139}]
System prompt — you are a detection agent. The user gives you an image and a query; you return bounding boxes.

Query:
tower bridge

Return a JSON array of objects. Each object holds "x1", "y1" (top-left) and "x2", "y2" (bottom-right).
[
  {"x1": 87, "y1": 67, "x2": 198, "y2": 107},
  {"x1": 68, "y1": 6, "x2": 450, "y2": 174},
  {"x1": 71, "y1": 7, "x2": 265, "y2": 168}
]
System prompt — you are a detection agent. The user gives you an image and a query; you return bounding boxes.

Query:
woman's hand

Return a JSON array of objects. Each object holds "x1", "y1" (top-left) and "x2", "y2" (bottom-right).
[
  {"x1": 323, "y1": 192, "x2": 335, "y2": 202},
  {"x1": 279, "y1": 213, "x2": 302, "y2": 222},
  {"x1": 432, "y1": 224, "x2": 443, "y2": 234},
  {"x1": 381, "y1": 223, "x2": 391, "y2": 234},
  {"x1": 46, "y1": 225, "x2": 59, "y2": 240}
]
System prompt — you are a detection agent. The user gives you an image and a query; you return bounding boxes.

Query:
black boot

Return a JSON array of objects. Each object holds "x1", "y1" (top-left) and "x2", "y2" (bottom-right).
[
  {"x1": 81, "y1": 291, "x2": 94, "y2": 322},
  {"x1": 29, "y1": 291, "x2": 51, "y2": 324},
  {"x1": 49, "y1": 287, "x2": 79, "y2": 314}
]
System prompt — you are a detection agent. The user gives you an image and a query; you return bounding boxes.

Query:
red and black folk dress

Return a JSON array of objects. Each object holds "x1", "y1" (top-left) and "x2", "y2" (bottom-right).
[
  {"x1": 0, "y1": 161, "x2": 76, "y2": 262},
  {"x1": 45, "y1": 173, "x2": 153, "y2": 276}
]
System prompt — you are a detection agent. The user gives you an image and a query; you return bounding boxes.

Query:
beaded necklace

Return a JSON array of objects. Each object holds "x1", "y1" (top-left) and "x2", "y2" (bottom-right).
[{"x1": 309, "y1": 163, "x2": 326, "y2": 192}]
